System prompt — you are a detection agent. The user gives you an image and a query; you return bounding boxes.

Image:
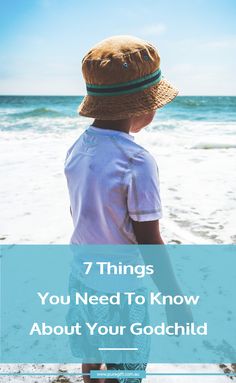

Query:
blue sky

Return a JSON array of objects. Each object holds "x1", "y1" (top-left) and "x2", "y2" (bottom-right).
[{"x1": 0, "y1": 0, "x2": 235, "y2": 95}]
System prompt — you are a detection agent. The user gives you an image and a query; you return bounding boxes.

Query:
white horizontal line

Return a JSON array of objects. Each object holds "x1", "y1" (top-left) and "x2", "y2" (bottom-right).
[{"x1": 98, "y1": 348, "x2": 138, "y2": 351}]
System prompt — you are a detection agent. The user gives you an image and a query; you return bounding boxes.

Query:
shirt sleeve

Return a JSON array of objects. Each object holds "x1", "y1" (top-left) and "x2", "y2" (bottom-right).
[{"x1": 127, "y1": 150, "x2": 163, "y2": 222}]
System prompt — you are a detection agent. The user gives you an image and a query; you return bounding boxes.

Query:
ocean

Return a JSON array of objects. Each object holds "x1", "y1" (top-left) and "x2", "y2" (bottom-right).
[{"x1": 0, "y1": 95, "x2": 236, "y2": 244}]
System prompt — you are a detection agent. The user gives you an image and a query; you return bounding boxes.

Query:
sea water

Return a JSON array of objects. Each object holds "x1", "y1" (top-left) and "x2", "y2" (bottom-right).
[{"x1": 0, "y1": 95, "x2": 236, "y2": 244}]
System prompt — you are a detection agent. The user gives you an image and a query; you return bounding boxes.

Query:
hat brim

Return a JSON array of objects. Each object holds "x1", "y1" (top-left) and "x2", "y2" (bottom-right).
[{"x1": 78, "y1": 78, "x2": 178, "y2": 120}]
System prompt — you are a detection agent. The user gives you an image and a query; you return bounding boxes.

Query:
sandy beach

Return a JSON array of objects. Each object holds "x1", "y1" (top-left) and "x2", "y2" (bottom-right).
[{"x1": 0, "y1": 363, "x2": 235, "y2": 382}]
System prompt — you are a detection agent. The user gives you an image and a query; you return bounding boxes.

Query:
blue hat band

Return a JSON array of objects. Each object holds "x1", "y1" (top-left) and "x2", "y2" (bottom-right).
[{"x1": 86, "y1": 68, "x2": 162, "y2": 97}]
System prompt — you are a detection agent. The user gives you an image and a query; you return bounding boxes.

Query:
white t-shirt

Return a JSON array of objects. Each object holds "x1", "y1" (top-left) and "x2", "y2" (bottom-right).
[{"x1": 64, "y1": 125, "x2": 162, "y2": 244}]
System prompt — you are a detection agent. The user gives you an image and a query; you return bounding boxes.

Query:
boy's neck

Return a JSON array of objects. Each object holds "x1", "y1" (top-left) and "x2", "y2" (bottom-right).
[{"x1": 91, "y1": 119, "x2": 131, "y2": 134}]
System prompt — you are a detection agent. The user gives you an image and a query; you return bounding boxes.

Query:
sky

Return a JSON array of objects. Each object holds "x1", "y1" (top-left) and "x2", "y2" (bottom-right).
[{"x1": 0, "y1": 0, "x2": 236, "y2": 96}]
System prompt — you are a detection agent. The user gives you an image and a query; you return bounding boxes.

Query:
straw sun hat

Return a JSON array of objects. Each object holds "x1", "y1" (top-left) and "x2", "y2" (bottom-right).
[{"x1": 78, "y1": 35, "x2": 178, "y2": 120}]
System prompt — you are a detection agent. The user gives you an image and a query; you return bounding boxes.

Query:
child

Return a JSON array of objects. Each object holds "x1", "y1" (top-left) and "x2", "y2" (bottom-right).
[{"x1": 64, "y1": 35, "x2": 178, "y2": 383}]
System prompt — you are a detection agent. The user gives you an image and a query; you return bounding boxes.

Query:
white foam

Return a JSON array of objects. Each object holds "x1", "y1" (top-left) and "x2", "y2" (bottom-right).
[
  {"x1": 191, "y1": 140, "x2": 236, "y2": 149},
  {"x1": 1, "y1": 125, "x2": 236, "y2": 245}
]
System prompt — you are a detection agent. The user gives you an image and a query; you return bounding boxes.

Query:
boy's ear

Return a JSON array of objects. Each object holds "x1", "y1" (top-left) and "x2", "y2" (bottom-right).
[{"x1": 131, "y1": 111, "x2": 156, "y2": 132}]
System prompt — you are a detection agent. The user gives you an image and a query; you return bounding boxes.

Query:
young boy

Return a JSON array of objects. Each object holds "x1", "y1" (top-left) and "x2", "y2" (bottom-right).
[{"x1": 64, "y1": 35, "x2": 178, "y2": 383}]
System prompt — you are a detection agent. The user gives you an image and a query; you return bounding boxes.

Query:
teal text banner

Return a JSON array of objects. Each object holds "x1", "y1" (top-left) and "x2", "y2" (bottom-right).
[{"x1": 0, "y1": 245, "x2": 235, "y2": 363}]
